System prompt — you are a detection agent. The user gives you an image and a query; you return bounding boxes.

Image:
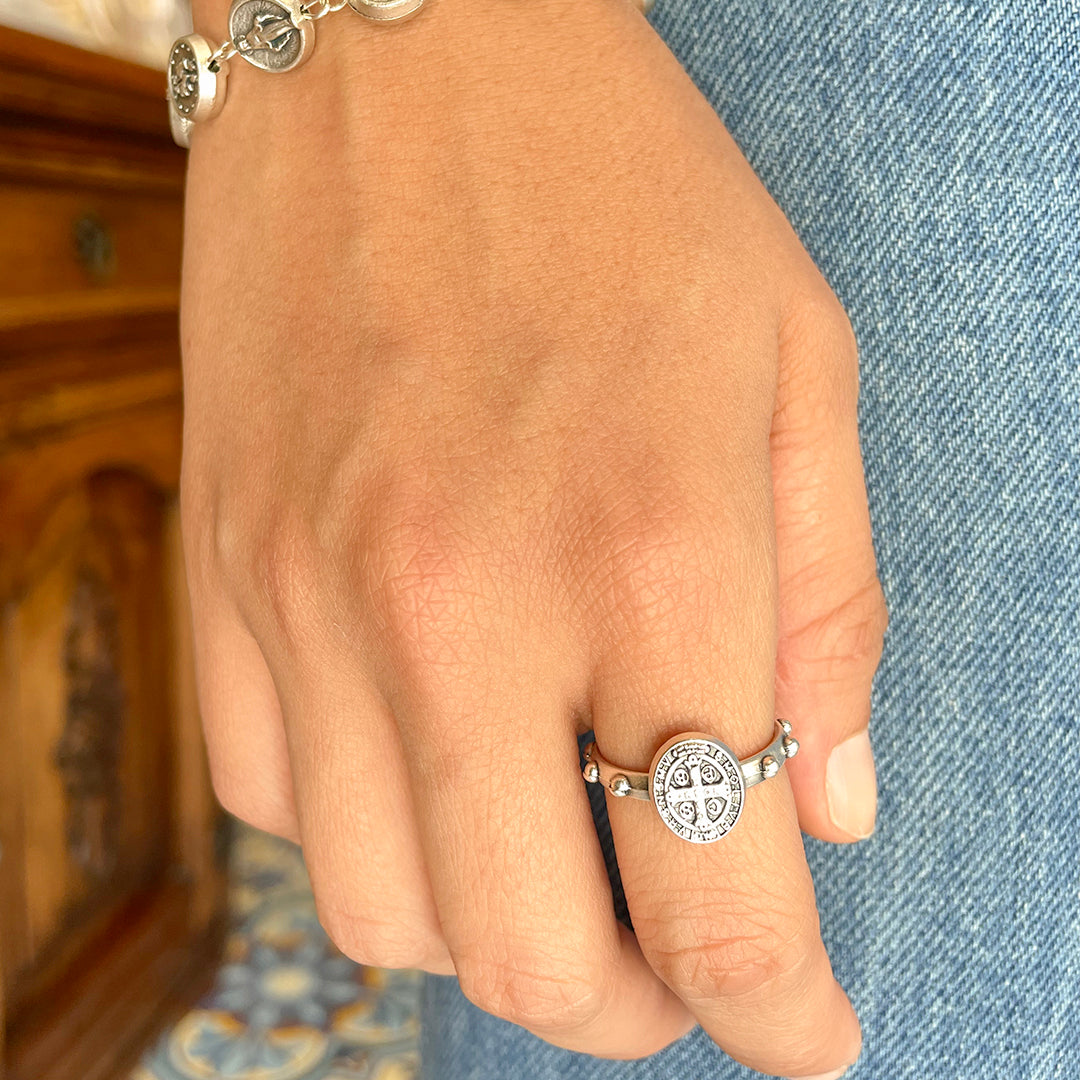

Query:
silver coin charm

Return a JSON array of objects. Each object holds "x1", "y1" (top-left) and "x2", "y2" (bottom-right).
[
  {"x1": 649, "y1": 734, "x2": 745, "y2": 843},
  {"x1": 229, "y1": 0, "x2": 312, "y2": 72},
  {"x1": 167, "y1": 34, "x2": 227, "y2": 128},
  {"x1": 347, "y1": 0, "x2": 425, "y2": 22},
  {"x1": 168, "y1": 102, "x2": 194, "y2": 149}
]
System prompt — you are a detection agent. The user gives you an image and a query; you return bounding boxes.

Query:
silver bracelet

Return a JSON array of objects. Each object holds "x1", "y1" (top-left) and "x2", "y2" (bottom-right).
[
  {"x1": 166, "y1": 0, "x2": 423, "y2": 148},
  {"x1": 168, "y1": 0, "x2": 657, "y2": 149}
]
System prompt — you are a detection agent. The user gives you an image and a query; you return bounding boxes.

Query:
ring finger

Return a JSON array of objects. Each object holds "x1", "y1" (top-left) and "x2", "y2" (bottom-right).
[{"x1": 258, "y1": 633, "x2": 454, "y2": 974}]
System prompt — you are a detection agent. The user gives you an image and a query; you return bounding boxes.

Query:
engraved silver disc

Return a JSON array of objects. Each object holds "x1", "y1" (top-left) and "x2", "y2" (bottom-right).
[
  {"x1": 168, "y1": 101, "x2": 194, "y2": 149},
  {"x1": 229, "y1": 0, "x2": 312, "y2": 72},
  {"x1": 347, "y1": 0, "x2": 425, "y2": 22},
  {"x1": 649, "y1": 734, "x2": 745, "y2": 843},
  {"x1": 167, "y1": 34, "x2": 227, "y2": 126}
]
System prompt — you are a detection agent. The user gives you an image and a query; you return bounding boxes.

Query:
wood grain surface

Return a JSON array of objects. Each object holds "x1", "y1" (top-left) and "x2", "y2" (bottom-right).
[{"x1": 0, "y1": 23, "x2": 226, "y2": 1080}]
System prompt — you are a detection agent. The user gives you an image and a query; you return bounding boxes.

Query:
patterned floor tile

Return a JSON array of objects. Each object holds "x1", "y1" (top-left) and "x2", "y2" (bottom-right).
[{"x1": 134, "y1": 823, "x2": 421, "y2": 1080}]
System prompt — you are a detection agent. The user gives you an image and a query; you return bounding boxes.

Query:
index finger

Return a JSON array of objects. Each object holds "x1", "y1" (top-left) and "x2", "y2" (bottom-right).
[{"x1": 584, "y1": 468, "x2": 862, "y2": 1078}]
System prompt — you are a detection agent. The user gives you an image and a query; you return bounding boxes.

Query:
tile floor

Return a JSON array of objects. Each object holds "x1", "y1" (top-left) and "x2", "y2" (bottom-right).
[{"x1": 132, "y1": 824, "x2": 421, "y2": 1080}]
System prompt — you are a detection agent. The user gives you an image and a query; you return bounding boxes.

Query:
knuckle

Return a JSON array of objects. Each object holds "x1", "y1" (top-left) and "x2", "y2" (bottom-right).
[
  {"x1": 649, "y1": 925, "x2": 806, "y2": 1004},
  {"x1": 580, "y1": 495, "x2": 760, "y2": 635},
  {"x1": 611, "y1": 512, "x2": 709, "y2": 601},
  {"x1": 365, "y1": 481, "x2": 491, "y2": 675},
  {"x1": 779, "y1": 288, "x2": 861, "y2": 408},
  {"x1": 180, "y1": 469, "x2": 252, "y2": 588},
  {"x1": 179, "y1": 472, "x2": 222, "y2": 590},
  {"x1": 319, "y1": 901, "x2": 439, "y2": 971},
  {"x1": 456, "y1": 951, "x2": 609, "y2": 1033},
  {"x1": 796, "y1": 286, "x2": 859, "y2": 361},
  {"x1": 210, "y1": 771, "x2": 295, "y2": 840},
  {"x1": 819, "y1": 294, "x2": 859, "y2": 363},
  {"x1": 246, "y1": 512, "x2": 322, "y2": 643},
  {"x1": 785, "y1": 576, "x2": 889, "y2": 677},
  {"x1": 187, "y1": 481, "x2": 324, "y2": 648},
  {"x1": 640, "y1": 880, "x2": 820, "y2": 1004}
]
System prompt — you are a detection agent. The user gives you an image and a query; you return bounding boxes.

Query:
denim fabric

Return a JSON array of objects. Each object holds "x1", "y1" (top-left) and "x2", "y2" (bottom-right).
[{"x1": 421, "y1": 1, "x2": 1080, "y2": 1077}]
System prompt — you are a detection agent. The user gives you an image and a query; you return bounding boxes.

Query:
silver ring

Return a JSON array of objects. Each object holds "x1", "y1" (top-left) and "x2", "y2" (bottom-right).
[{"x1": 582, "y1": 720, "x2": 798, "y2": 844}]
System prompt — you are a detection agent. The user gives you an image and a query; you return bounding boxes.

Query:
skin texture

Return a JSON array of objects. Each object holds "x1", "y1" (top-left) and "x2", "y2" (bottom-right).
[{"x1": 181, "y1": 0, "x2": 887, "y2": 1075}]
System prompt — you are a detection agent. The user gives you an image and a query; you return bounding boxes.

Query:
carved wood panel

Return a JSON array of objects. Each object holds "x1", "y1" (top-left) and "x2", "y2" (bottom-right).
[
  {"x1": 57, "y1": 564, "x2": 125, "y2": 880},
  {"x1": 0, "y1": 24, "x2": 226, "y2": 1080},
  {"x1": 2, "y1": 471, "x2": 175, "y2": 1012}
]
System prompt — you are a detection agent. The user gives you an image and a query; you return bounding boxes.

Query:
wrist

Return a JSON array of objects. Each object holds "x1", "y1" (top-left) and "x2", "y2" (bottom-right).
[{"x1": 180, "y1": 0, "x2": 653, "y2": 155}]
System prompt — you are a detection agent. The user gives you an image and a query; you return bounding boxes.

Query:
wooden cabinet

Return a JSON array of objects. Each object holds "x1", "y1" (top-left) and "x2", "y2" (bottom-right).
[{"x1": 0, "y1": 25, "x2": 226, "y2": 1080}]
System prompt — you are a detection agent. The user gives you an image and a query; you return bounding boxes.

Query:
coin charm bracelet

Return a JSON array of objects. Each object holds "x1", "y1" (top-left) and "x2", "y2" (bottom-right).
[
  {"x1": 166, "y1": 0, "x2": 423, "y2": 148},
  {"x1": 168, "y1": 0, "x2": 659, "y2": 148},
  {"x1": 583, "y1": 720, "x2": 799, "y2": 844}
]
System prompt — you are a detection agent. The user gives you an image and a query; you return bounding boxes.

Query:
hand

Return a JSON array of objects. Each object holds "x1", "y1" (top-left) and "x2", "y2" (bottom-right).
[{"x1": 180, "y1": 0, "x2": 886, "y2": 1074}]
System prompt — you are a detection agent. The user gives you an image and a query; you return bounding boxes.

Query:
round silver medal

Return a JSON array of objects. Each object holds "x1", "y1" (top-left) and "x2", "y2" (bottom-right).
[
  {"x1": 229, "y1": 0, "x2": 312, "y2": 72},
  {"x1": 649, "y1": 734, "x2": 745, "y2": 843},
  {"x1": 167, "y1": 34, "x2": 227, "y2": 125},
  {"x1": 347, "y1": 0, "x2": 425, "y2": 21},
  {"x1": 168, "y1": 102, "x2": 194, "y2": 149}
]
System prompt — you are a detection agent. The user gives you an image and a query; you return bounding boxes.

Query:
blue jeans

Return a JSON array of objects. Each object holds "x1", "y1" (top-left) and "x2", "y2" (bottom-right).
[{"x1": 420, "y1": 1, "x2": 1080, "y2": 1076}]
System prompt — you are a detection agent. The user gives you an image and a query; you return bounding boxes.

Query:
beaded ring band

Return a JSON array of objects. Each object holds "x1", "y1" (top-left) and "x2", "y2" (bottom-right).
[{"x1": 583, "y1": 720, "x2": 799, "y2": 844}]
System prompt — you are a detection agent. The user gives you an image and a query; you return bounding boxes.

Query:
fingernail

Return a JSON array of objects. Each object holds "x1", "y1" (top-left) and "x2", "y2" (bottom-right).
[
  {"x1": 825, "y1": 730, "x2": 877, "y2": 839},
  {"x1": 791, "y1": 1068, "x2": 850, "y2": 1080}
]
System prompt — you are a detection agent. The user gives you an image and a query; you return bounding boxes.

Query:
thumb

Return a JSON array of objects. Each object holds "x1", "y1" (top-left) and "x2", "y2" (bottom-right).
[{"x1": 771, "y1": 287, "x2": 888, "y2": 843}]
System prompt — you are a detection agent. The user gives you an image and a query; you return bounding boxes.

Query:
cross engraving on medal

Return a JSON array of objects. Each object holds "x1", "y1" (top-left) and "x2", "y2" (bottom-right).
[
  {"x1": 666, "y1": 759, "x2": 731, "y2": 828},
  {"x1": 585, "y1": 729, "x2": 783, "y2": 844}
]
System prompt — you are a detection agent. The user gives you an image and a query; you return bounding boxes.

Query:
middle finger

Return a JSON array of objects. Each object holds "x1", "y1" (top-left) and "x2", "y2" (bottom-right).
[{"x1": 380, "y1": 587, "x2": 695, "y2": 1058}]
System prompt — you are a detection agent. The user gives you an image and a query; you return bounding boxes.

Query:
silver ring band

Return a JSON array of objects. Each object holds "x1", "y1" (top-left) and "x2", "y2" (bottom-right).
[{"x1": 582, "y1": 720, "x2": 799, "y2": 843}]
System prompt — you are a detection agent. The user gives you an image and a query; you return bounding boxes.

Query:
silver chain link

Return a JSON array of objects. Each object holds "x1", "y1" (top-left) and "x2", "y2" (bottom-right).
[
  {"x1": 207, "y1": 39, "x2": 238, "y2": 71},
  {"x1": 298, "y1": 0, "x2": 350, "y2": 20}
]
